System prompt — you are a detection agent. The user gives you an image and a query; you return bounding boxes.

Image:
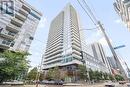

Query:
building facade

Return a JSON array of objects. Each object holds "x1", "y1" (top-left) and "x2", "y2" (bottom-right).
[
  {"x1": 107, "y1": 56, "x2": 117, "y2": 69},
  {"x1": 0, "y1": 0, "x2": 42, "y2": 52},
  {"x1": 107, "y1": 56, "x2": 128, "y2": 79},
  {"x1": 43, "y1": 3, "x2": 111, "y2": 73},
  {"x1": 114, "y1": 0, "x2": 130, "y2": 31},
  {"x1": 43, "y1": 4, "x2": 113, "y2": 82},
  {"x1": 82, "y1": 42, "x2": 111, "y2": 73},
  {"x1": 43, "y1": 4, "x2": 83, "y2": 70}
]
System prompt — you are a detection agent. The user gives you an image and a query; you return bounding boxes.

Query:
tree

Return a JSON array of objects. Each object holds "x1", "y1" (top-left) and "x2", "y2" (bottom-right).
[
  {"x1": 103, "y1": 72, "x2": 109, "y2": 80},
  {"x1": 45, "y1": 66, "x2": 61, "y2": 80},
  {"x1": 108, "y1": 74, "x2": 114, "y2": 81},
  {"x1": 94, "y1": 71, "x2": 102, "y2": 81},
  {"x1": 27, "y1": 67, "x2": 38, "y2": 81},
  {"x1": 52, "y1": 67, "x2": 61, "y2": 80},
  {"x1": 0, "y1": 50, "x2": 30, "y2": 83},
  {"x1": 78, "y1": 65, "x2": 88, "y2": 81},
  {"x1": 45, "y1": 68, "x2": 54, "y2": 80},
  {"x1": 39, "y1": 72, "x2": 45, "y2": 81},
  {"x1": 89, "y1": 69, "x2": 95, "y2": 81},
  {"x1": 115, "y1": 75, "x2": 124, "y2": 81},
  {"x1": 60, "y1": 70, "x2": 67, "y2": 81}
]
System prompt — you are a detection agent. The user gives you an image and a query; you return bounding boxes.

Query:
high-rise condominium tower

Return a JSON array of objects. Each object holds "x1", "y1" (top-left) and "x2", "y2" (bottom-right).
[
  {"x1": 0, "y1": 0, "x2": 42, "y2": 52},
  {"x1": 43, "y1": 4, "x2": 83, "y2": 70},
  {"x1": 114, "y1": 0, "x2": 130, "y2": 31},
  {"x1": 82, "y1": 42, "x2": 111, "y2": 73}
]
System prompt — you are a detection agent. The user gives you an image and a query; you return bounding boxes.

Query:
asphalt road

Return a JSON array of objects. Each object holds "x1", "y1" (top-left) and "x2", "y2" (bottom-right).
[{"x1": 0, "y1": 83, "x2": 130, "y2": 87}]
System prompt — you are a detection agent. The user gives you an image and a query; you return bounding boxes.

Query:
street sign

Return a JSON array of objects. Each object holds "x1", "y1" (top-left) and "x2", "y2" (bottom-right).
[{"x1": 114, "y1": 45, "x2": 125, "y2": 50}]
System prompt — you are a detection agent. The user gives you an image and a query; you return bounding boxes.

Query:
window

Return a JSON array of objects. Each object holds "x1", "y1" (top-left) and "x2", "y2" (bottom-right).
[
  {"x1": 10, "y1": 42, "x2": 14, "y2": 47},
  {"x1": 0, "y1": 0, "x2": 14, "y2": 16},
  {"x1": 0, "y1": 27, "x2": 3, "y2": 32},
  {"x1": 29, "y1": 36, "x2": 34, "y2": 40},
  {"x1": 30, "y1": 12, "x2": 40, "y2": 20}
]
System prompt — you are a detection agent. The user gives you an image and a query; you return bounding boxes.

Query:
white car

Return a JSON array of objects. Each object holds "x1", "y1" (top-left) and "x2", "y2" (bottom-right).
[{"x1": 3, "y1": 81, "x2": 23, "y2": 85}]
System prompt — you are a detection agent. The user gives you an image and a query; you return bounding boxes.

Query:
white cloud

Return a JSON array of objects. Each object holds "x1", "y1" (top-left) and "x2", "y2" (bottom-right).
[
  {"x1": 114, "y1": 19, "x2": 127, "y2": 25},
  {"x1": 98, "y1": 37, "x2": 112, "y2": 46},
  {"x1": 115, "y1": 19, "x2": 121, "y2": 24},
  {"x1": 85, "y1": 29, "x2": 103, "y2": 44},
  {"x1": 96, "y1": 29, "x2": 102, "y2": 37},
  {"x1": 114, "y1": 19, "x2": 128, "y2": 27}
]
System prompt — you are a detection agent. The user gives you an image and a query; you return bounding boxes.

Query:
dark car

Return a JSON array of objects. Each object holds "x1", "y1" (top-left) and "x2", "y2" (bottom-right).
[{"x1": 54, "y1": 80, "x2": 64, "y2": 85}]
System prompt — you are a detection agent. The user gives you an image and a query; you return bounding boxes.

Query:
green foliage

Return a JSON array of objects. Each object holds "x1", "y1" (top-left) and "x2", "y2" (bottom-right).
[
  {"x1": 88, "y1": 69, "x2": 114, "y2": 81},
  {"x1": 45, "y1": 66, "x2": 61, "y2": 80},
  {"x1": 52, "y1": 67, "x2": 61, "y2": 80},
  {"x1": 89, "y1": 69, "x2": 94, "y2": 80},
  {"x1": 94, "y1": 71, "x2": 102, "y2": 81},
  {"x1": 0, "y1": 50, "x2": 30, "y2": 83},
  {"x1": 39, "y1": 72, "x2": 45, "y2": 81},
  {"x1": 108, "y1": 74, "x2": 114, "y2": 81},
  {"x1": 45, "y1": 68, "x2": 54, "y2": 80},
  {"x1": 27, "y1": 67, "x2": 38, "y2": 81},
  {"x1": 115, "y1": 75, "x2": 124, "y2": 81},
  {"x1": 103, "y1": 72, "x2": 109, "y2": 80},
  {"x1": 78, "y1": 65, "x2": 88, "y2": 80}
]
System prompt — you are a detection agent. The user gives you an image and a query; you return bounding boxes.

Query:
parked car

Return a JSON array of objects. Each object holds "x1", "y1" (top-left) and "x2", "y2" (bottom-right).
[
  {"x1": 41, "y1": 80, "x2": 64, "y2": 85},
  {"x1": 54, "y1": 80, "x2": 64, "y2": 85},
  {"x1": 3, "y1": 80, "x2": 23, "y2": 85},
  {"x1": 119, "y1": 81, "x2": 127, "y2": 84},
  {"x1": 41, "y1": 80, "x2": 48, "y2": 84}
]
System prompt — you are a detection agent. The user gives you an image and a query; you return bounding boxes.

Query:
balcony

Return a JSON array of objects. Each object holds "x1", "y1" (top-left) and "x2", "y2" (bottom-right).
[
  {"x1": 0, "y1": 39, "x2": 14, "y2": 49},
  {"x1": 22, "y1": 5, "x2": 30, "y2": 12},
  {"x1": 72, "y1": 54, "x2": 82, "y2": 60},
  {"x1": 19, "y1": 9, "x2": 28, "y2": 17},
  {"x1": 0, "y1": 30, "x2": 16, "y2": 40},
  {"x1": 43, "y1": 62, "x2": 61, "y2": 69},
  {"x1": 44, "y1": 54, "x2": 62, "y2": 62},
  {"x1": 15, "y1": 12, "x2": 26, "y2": 22},
  {"x1": 6, "y1": 24, "x2": 20, "y2": 32},
  {"x1": 11, "y1": 18, "x2": 23, "y2": 27},
  {"x1": 73, "y1": 49, "x2": 81, "y2": 56},
  {"x1": 44, "y1": 58, "x2": 62, "y2": 64}
]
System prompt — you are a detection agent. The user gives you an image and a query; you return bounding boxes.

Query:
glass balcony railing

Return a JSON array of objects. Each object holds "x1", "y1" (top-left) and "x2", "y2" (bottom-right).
[
  {"x1": 0, "y1": 30, "x2": 16, "y2": 39},
  {"x1": 11, "y1": 18, "x2": 23, "y2": 27},
  {"x1": 6, "y1": 23, "x2": 20, "y2": 32},
  {"x1": 15, "y1": 12, "x2": 26, "y2": 22},
  {"x1": 0, "y1": 39, "x2": 14, "y2": 49},
  {"x1": 19, "y1": 9, "x2": 28, "y2": 17}
]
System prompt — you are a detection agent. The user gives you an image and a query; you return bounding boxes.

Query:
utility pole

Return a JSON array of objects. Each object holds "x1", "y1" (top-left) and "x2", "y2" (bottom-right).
[
  {"x1": 35, "y1": 55, "x2": 44, "y2": 87},
  {"x1": 77, "y1": 0, "x2": 127, "y2": 79},
  {"x1": 97, "y1": 21, "x2": 127, "y2": 79}
]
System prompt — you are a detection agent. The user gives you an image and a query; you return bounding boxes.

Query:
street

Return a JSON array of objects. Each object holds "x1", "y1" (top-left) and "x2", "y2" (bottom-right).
[{"x1": 0, "y1": 83, "x2": 129, "y2": 87}]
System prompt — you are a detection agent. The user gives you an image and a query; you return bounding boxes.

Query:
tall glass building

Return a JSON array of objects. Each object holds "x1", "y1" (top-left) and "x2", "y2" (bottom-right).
[
  {"x1": 43, "y1": 4, "x2": 112, "y2": 82},
  {"x1": 82, "y1": 42, "x2": 111, "y2": 73},
  {"x1": 43, "y1": 4, "x2": 83, "y2": 70},
  {"x1": 43, "y1": 3, "x2": 111, "y2": 73}
]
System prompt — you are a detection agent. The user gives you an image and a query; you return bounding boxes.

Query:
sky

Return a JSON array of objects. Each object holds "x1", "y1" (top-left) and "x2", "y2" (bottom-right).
[{"x1": 26, "y1": 0, "x2": 130, "y2": 69}]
